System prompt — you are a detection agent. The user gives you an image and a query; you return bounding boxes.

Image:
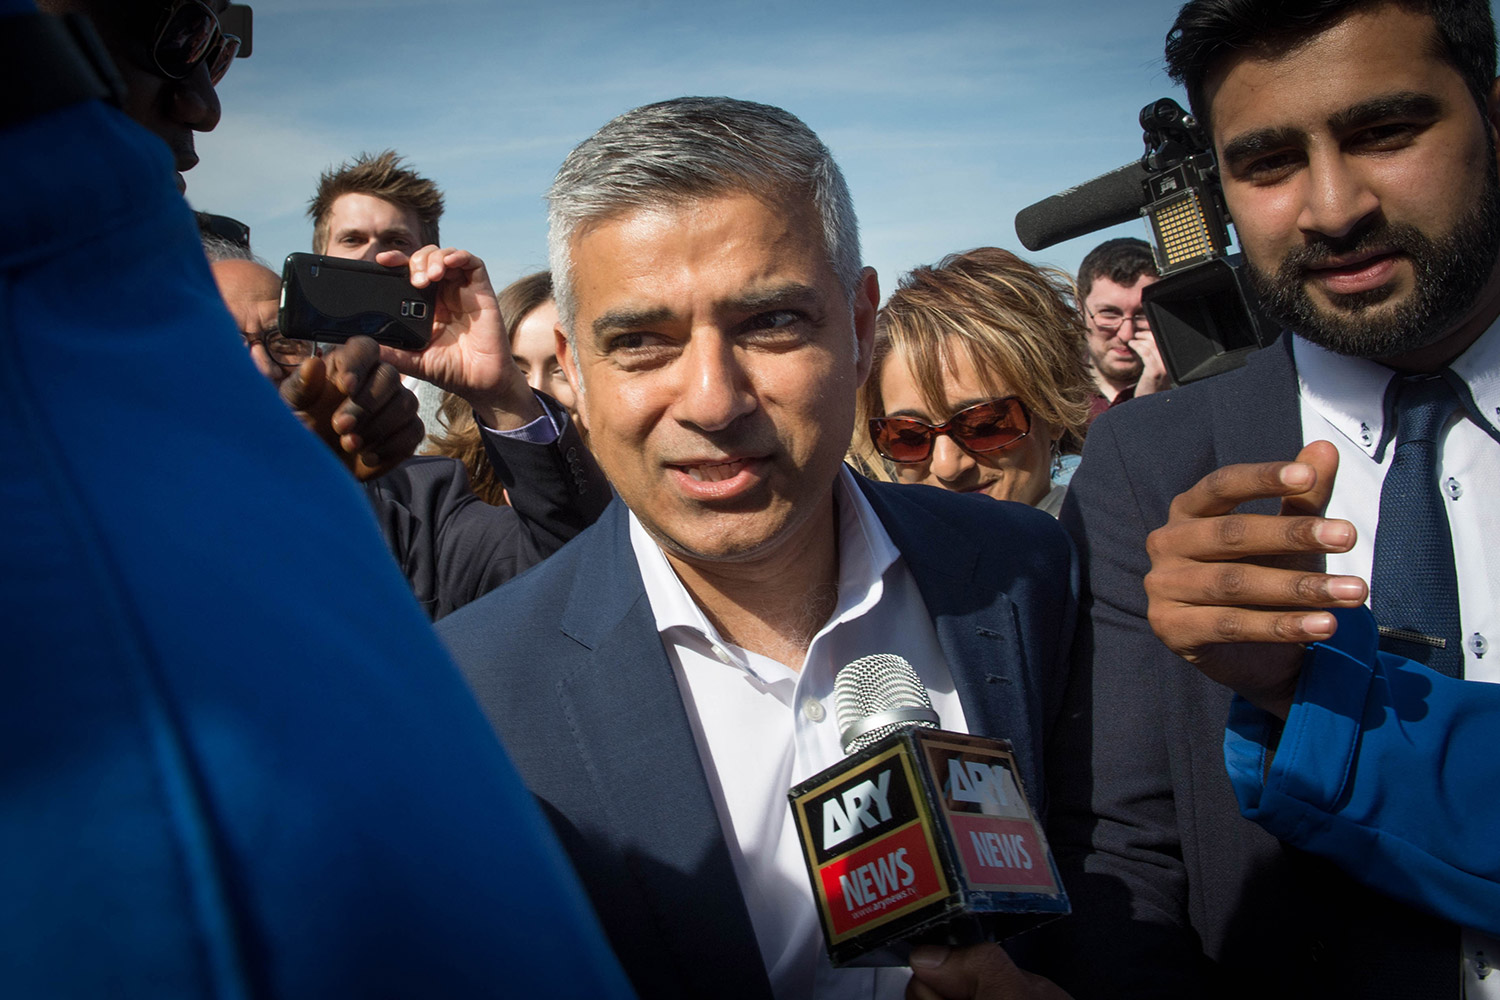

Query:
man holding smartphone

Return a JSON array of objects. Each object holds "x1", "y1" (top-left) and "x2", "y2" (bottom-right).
[
  {"x1": 210, "y1": 247, "x2": 610, "y2": 619},
  {"x1": 308, "y1": 150, "x2": 452, "y2": 429}
]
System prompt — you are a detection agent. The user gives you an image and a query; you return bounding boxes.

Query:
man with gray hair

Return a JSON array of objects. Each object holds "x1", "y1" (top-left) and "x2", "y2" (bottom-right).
[{"x1": 439, "y1": 96, "x2": 1078, "y2": 1000}]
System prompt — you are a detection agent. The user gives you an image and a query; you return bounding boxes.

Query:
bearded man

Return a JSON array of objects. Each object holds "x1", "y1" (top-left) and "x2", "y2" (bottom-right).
[{"x1": 1038, "y1": 1, "x2": 1500, "y2": 998}]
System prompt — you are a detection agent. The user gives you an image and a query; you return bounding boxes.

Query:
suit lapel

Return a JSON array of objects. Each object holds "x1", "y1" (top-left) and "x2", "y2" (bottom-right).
[
  {"x1": 552, "y1": 506, "x2": 771, "y2": 999},
  {"x1": 1213, "y1": 332, "x2": 1305, "y2": 482},
  {"x1": 855, "y1": 479, "x2": 1044, "y2": 798}
]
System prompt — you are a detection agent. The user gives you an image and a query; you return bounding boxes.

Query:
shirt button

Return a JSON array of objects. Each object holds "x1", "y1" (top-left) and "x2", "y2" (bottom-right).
[
  {"x1": 1444, "y1": 477, "x2": 1462, "y2": 500},
  {"x1": 1359, "y1": 422, "x2": 1373, "y2": 447},
  {"x1": 802, "y1": 698, "x2": 826, "y2": 723},
  {"x1": 1471, "y1": 633, "x2": 1489, "y2": 659},
  {"x1": 712, "y1": 646, "x2": 734, "y2": 666}
]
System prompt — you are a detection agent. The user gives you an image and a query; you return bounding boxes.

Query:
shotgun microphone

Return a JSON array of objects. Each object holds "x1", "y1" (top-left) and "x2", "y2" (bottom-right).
[
  {"x1": 1013, "y1": 160, "x2": 1151, "y2": 252},
  {"x1": 788, "y1": 655, "x2": 1069, "y2": 967}
]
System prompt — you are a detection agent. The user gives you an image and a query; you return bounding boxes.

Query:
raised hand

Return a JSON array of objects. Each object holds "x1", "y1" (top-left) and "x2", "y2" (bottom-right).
[
  {"x1": 279, "y1": 336, "x2": 423, "y2": 480},
  {"x1": 375, "y1": 245, "x2": 542, "y2": 430},
  {"x1": 1143, "y1": 440, "x2": 1366, "y2": 718}
]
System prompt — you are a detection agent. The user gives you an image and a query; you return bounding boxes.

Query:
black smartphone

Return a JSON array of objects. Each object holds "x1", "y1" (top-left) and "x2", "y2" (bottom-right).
[{"x1": 278, "y1": 253, "x2": 435, "y2": 351}]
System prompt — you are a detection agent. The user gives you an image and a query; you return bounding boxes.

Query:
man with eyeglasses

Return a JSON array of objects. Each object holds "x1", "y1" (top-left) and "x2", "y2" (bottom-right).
[
  {"x1": 1076, "y1": 237, "x2": 1168, "y2": 424},
  {"x1": 38, "y1": 0, "x2": 249, "y2": 192}
]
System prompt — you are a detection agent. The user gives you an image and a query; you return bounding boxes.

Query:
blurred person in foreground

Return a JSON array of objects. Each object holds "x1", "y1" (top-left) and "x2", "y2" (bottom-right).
[
  {"x1": 35, "y1": 0, "x2": 241, "y2": 193},
  {"x1": 1076, "y1": 237, "x2": 1168, "y2": 423},
  {"x1": 1038, "y1": 0, "x2": 1500, "y2": 996},
  {"x1": 0, "y1": 3, "x2": 633, "y2": 995},
  {"x1": 438, "y1": 96, "x2": 1079, "y2": 1000},
  {"x1": 855, "y1": 247, "x2": 1092, "y2": 517},
  {"x1": 427, "y1": 269, "x2": 578, "y2": 506}
]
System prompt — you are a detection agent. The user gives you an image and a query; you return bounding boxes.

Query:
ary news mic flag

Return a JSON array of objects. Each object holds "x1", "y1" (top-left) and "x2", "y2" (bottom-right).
[{"x1": 788, "y1": 655, "x2": 1068, "y2": 967}]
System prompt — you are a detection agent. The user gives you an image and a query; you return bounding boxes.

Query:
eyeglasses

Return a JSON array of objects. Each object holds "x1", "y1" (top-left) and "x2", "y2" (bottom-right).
[
  {"x1": 1086, "y1": 307, "x2": 1152, "y2": 337},
  {"x1": 869, "y1": 397, "x2": 1031, "y2": 465},
  {"x1": 243, "y1": 327, "x2": 317, "y2": 370},
  {"x1": 152, "y1": 1, "x2": 242, "y2": 85}
]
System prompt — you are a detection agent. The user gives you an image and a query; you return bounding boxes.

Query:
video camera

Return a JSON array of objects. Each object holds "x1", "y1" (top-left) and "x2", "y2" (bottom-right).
[{"x1": 1015, "y1": 98, "x2": 1280, "y2": 385}]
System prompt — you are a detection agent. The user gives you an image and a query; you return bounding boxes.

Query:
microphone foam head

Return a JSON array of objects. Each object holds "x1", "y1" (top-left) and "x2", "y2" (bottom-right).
[{"x1": 834, "y1": 654, "x2": 940, "y2": 755}]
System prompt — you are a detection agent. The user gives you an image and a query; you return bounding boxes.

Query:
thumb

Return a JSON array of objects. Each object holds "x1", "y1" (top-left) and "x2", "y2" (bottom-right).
[
  {"x1": 279, "y1": 355, "x2": 329, "y2": 412},
  {"x1": 1281, "y1": 439, "x2": 1339, "y2": 517}
]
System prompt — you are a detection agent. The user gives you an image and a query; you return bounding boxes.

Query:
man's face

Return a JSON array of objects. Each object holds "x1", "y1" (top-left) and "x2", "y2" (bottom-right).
[
  {"x1": 321, "y1": 193, "x2": 424, "y2": 261},
  {"x1": 57, "y1": 0, "x2": 231, "y2": 190},
  {"x1": 1083, "y1": 274, "x2": 1156, "y2": 388},
  {"x1": 559, "y1": 191, "x2": 877, "y2": 569},
  {"x1": 1208, "y1": 3, "x2": 1500, "y2": 362},
  {"x1": 212, "y1": 258, "x2": 291, "y2": 383}
]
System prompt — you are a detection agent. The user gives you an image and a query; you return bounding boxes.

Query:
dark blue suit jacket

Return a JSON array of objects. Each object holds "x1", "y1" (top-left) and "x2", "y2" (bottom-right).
[
  {"x1": 440, "y1": 474, "x2": 1079, "y2": 999},
  {"x1": 1035, "y1": 334, "x2": 1458, "y2": 999}
]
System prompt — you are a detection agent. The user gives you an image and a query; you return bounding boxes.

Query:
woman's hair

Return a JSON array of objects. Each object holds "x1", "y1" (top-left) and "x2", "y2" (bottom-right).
[
  {"x1": 424, "y1": 271, "x2": 555, "y2": 506},
  {"x1": 854, "y1": 247, "x2": 1093, "y2": 479}
]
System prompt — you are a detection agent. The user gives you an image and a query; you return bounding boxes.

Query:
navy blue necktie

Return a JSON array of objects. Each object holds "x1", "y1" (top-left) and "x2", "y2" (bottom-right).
[{"x1": 1369, "y1": 373, "x2": 1464, "y2": 678}]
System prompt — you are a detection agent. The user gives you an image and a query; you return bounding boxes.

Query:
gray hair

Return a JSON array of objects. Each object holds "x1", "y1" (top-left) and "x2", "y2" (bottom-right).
[
  {"x1": 201, "y1": 234, "x2": 260, "y2": 264},
  {"x1": 546, "y1": 96, "x2": 863, "y2": 339}
]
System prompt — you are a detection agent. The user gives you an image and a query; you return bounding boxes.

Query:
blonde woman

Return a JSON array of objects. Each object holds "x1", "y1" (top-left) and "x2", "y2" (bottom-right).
[{"x1": 856, "y1": 247, "x2": 1093, "y2": 517}]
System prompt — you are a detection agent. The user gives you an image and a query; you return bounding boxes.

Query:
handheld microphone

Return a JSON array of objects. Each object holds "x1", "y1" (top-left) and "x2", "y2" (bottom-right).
[{"x1": 788, "y1": 655, "x2": 1068, "y2": 967}]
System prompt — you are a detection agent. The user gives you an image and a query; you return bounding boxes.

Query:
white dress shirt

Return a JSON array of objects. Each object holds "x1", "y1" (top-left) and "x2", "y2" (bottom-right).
[
  {"x1": 1295, "y1": 323, "x2": 1500, "y2": 996},
  {"x1": 628, "y1": 467, "x2": 971, "y2": 1000}
]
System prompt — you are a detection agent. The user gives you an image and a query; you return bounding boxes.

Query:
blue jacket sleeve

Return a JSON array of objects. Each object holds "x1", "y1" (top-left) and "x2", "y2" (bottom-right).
[{"x1": 1225, "y1": 606, "x2": 1500, "y2": 936}]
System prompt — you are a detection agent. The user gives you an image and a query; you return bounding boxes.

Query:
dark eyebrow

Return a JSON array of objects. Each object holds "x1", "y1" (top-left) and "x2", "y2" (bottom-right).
[
  {"x1": 729, "y1": 282, "x2": 822, "y2": 314},
  {"x1": 587, "y1": 282, "x2": 824, "y2": 341},
  {"x1": 591, "y1": 306, "x2": 675, "y2": 340},
  {"x1": 1221, "y1": 91, "x2": 1445, "y2": 167},
  {"x1": 1221, "y1": 125, "x2": 1304, "y2": 168},
  {"x1": 1327, "y1": 91, "x2": 1444, "y2": 133}
]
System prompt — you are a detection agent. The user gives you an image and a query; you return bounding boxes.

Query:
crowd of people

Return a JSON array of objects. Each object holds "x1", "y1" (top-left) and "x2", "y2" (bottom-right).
[{"x1": 6, "y1": 0, "x2": 1500, "y2": 998}]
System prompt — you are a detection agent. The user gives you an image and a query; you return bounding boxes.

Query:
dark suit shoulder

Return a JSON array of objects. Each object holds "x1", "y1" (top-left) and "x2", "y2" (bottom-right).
[
  {"x1": 1085, "y1": 332, "x2": 1300, "y2": 487},
  {"x1": 435, "y1": 500, "x2": 640, "y2": 701},
  {"x1": 858, "y1": 474, "x2": 1076, "y2": 601},
  {"x1": 364, "y1": 455, "x2": 473, "y2": 502}
]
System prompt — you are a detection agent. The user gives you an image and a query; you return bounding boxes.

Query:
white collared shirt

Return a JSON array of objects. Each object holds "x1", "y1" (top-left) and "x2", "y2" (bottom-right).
[
  {"x1": 628, "y1": 467, "x2": 970, "y2": 1000},
  {"x1": 1294, "y1": 323, "x2": 1500, "y2": 994}
]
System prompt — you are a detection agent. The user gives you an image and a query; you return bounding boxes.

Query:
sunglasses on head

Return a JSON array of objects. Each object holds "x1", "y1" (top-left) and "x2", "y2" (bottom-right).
[
  {"x1": 869, "y1": 396, "x2": 1031, "y2": 465},
  {"x1": 152, "y1": 1, "x2": 246, "y2": 86}
]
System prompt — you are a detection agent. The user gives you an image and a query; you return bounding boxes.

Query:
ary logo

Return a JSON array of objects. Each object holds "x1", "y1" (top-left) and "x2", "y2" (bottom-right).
[
  {"x1": 822, "y1": 769, "x2": 893, "y2": 850},
  {"x1": 946, "y1": 758, "x2": 1015, "y2": 810}
]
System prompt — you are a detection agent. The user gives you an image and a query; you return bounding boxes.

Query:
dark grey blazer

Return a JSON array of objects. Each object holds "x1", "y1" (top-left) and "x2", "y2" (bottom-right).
[
  {"x1": 1032, "y1": 334, "x2": 1457, "y2": 999},
  {"x1": 439, "y1": 474, "x2": 1079, "y2": 999},
  {"x1": 364, "y1": 412, "x2": 610, "y2": 620}
]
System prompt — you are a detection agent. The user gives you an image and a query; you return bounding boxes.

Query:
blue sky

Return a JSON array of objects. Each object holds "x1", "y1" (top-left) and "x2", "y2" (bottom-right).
[{"x1": 189, "y1": 0, "x2": 1210, "y2": 295}]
